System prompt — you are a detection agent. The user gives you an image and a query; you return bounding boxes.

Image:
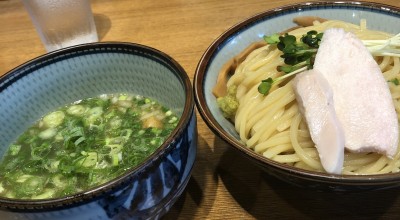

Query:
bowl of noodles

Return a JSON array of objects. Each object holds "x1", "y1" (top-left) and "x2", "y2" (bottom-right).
[
  {"x1": 194, "y1": 1, "x2": 400, "y2": 190},
  {"x1": 0, "y1": 42, "x2": 197, "y2": 219}
]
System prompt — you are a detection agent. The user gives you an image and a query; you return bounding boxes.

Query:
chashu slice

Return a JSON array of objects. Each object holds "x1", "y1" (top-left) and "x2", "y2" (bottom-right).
[
  {"x1": 314, "y1": 28, "x2": 398, "y2": 157},
  {"x1": 293, "y1": 70, "x2": 345, "y2": 174}
]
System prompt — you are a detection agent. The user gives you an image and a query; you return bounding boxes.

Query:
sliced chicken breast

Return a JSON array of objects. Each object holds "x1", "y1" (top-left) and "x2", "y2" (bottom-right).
[
  {"x1": 293, "y1": 70, "x2": 345, "y2": 174},
  {"x1": 314, "y1": 28, "x2": 398, "y2": 157}
]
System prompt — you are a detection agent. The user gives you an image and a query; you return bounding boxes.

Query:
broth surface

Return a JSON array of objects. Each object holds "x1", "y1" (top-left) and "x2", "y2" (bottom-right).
[{"x1": 0, "y1": 94, "x2": 179, "y2": 199}]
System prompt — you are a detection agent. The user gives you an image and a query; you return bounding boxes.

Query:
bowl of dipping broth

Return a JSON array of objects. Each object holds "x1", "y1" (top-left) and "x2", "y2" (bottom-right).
[
  {"x1": 194, "y1": 1, "x2": 400, "y2": 191},
  {"x1": 0, "y1": 42, "x2": 197, "y2": 219}
]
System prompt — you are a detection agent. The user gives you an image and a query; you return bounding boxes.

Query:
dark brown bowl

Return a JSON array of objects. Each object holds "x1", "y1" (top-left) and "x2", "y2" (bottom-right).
[{"x1": 194, "y1": 1, "x2": 400, "y2": 191}]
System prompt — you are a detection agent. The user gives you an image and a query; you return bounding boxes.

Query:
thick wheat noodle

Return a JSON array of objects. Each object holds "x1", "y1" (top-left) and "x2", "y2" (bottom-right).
[
  {"x1": 263, "y1": 144, "x2": 293, "y2": 158},
  {"x1": 379, "y1": 56, "x2": 393, "y2": 70},
  {"x1": 246, "y1": 85, "x2": 288, "y2": 132},
  {"x1": 254, "y1": 107, "x2": 299, "y2": 152},
  {"x1": 290, "y1": 113, "x2": 324, "y2": 170},
  {"x1": 246, "y1": 85, "x2": 296, "y2": 147},
  {"x1": 259, "y1": 104, "x2": 298, "y2": 143},
  {"x1": 222, "y1": 18, "x2": 400, "y2": 174},
  {"x1": 258, "y1": 136, "x2": 291, "y2": 154}
]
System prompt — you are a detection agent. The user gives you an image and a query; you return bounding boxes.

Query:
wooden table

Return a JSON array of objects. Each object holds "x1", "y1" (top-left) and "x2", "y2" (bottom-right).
[{"x1": 1, "y1": 0, "x2": 400, "y2": 219}]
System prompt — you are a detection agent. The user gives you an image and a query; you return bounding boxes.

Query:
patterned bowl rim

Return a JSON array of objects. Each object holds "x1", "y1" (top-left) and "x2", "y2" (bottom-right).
[
  {"x1": 194, "y1": 1, "x2": 400, "y2": 185},
  {"x1": 0, "y1": 42, "x2": 195, "y2": 210}
]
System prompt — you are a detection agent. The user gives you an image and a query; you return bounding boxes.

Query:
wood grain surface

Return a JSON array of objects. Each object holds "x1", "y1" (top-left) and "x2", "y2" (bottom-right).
[{"x1": 1, "y1": 0, "x2": 400, "y2": 219}]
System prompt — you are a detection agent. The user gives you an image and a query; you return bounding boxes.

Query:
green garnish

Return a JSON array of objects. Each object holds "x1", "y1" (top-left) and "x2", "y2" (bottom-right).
[
  {"x1": 217, "y1": 85, "x2": 239, "y2": 119},
  {"x1": 389, "y1": 78, "x2": 400, "y2": 85},
  {"x1": 257, "y1": 66, "x2": 308, "y2": 95},
  {"x1": 363, "y1": 33, "x2": 400, "y2": 57},
  {"x1": 258, "y1": 78, "x2": 273, "y2": 95},
  {"x1": 275, "y1": 30, "x2": 322, "y2": 73},
  {"x1": 258, "y1": 30, "x2": 323, "y2": 95},
  {"x1": 263, "y1": 33, "x2": 280, "y2": 44},
  {"x1": 0, "y1": 94, "x2": 179, "y2": 199}
]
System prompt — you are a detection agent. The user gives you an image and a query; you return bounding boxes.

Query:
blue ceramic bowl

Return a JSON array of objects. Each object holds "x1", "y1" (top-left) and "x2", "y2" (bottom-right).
[
  {"x1": 194, "y1": 1, "x2": 400, "y2": 191},
  {"x1": 0, "y1": 42, "x2": 197, "y2": 219}
]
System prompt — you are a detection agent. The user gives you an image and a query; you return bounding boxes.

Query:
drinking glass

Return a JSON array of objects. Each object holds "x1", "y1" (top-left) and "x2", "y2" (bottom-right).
[{"x1": 22, "y1": 0, "x2": 98, "y2": 52}]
